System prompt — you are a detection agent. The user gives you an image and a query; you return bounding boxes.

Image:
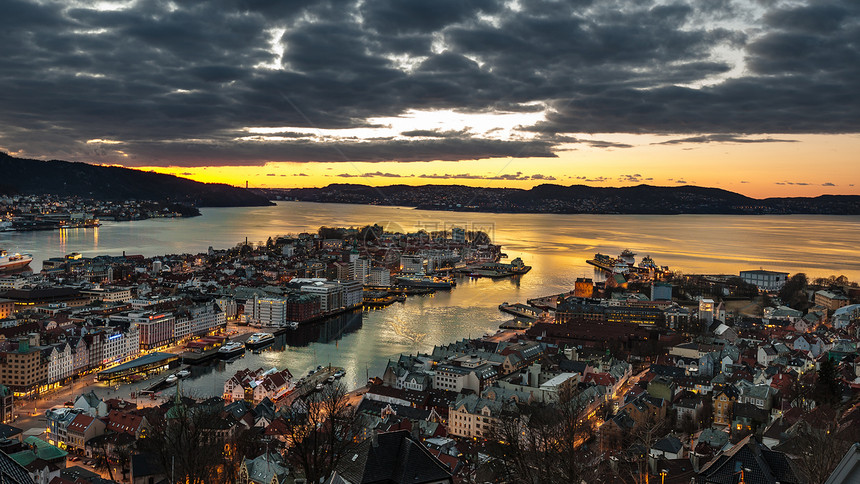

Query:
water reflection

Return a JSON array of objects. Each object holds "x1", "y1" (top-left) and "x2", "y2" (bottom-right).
[{"x1": 2, "y1": 203, "x2": 858, "y2": 396}]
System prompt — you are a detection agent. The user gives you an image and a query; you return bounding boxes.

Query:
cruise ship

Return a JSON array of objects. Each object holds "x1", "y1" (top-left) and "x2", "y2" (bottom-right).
[
  {"x1": 218, "y1": 341, "x2": 246, "y2": 358},
  {"x1": 245, "y1": 333, "x2": 275, "y2": 349},
  {"x1": 395, "y1": 274, "x2": 455, "y2": 289},
  {"x1": 0, "y1": 250, "x2": 33, "y2": 272}
]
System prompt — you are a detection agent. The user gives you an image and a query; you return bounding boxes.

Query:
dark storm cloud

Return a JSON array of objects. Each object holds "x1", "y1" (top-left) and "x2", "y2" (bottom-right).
[
  {"x1": 653, "y1": 134, "x2": 799, "y2": 145},
  {"x1": 417, "y1": 172, "x2": 556, "y2": 181},
  {"x1": 103, "y1": 137, "x2": 556, "y2": 166},
  {"x1": 337, "y1": 171, "x2": 405, "y2": 178},
  {"x1": 0, "y1": 0, "x2": 857, "y2": 166},
  {"x1": 400, "y1": 129, "x2": 472, "y2": 138}
]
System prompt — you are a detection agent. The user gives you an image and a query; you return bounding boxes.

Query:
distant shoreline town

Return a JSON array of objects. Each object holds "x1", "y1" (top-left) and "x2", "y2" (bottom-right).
[{"x1": 0, "y1": 194, "x2": 200, "y2": 233}]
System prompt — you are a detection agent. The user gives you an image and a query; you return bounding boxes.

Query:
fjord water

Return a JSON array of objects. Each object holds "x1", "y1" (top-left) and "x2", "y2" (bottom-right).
[{"x1": 2, "y1": 202, "x2": 858, "y2": 395}]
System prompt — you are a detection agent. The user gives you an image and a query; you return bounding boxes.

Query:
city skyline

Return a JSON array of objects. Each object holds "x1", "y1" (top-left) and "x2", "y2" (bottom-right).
[{"x1": 2, "y1": 0, "x2": 859, "y2": 198}]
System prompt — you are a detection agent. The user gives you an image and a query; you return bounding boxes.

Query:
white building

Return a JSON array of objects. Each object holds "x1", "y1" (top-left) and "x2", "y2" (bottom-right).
[
  {"x1": 340, "y1": 280, "x2": 363, "y2": 308},
  {"x1": 350, "y1": 258, "x2": 371, "y2": 284},
  {"x1": 300, "y1": 282, "x2": 344, "y2": 312},
  {"x1": 739, "y1": 270, "x2": 789, "y2": 291},
  {"x1": 188, "y1": 302, "x2": 225, "y2": 336},
  {"x1": 47, "y1": 343, "x2": 74, "y2": 386},
  {"x1": 247, "y1": 295, "x2": 288, "y2": 327},
  {"x1": 399, "y1": 255, "x2": 424, "y2": 273},
  {"x1": 368, "y1": 267, "x2": 391, "y2": 286}
]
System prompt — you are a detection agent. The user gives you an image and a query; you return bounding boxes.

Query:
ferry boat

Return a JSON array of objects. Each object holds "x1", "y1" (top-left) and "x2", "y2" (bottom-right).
[
  {"x1": 395, "y1": 274, "x2": 455, "y2": 289},
  {"x1": 619, "y1": 249, "x2": 636, "y2": 266},
  {"x1": 245, "y1": 332, "x2": 275, "y2": 349},
  {"x1": 218, "y1": 341, "x2": 245, "y2": 358},
  {"x1": 586, "y1": 253, "x2": 617, "y2": 272},
  {"x1": 0, "y1": 250, "x2": 33, "y2": 272}
]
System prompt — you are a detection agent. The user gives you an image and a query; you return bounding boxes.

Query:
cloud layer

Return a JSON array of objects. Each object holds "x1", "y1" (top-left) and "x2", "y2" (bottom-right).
[{"x1": 1, "y1": 0, "x2": 857, "y2": 166}]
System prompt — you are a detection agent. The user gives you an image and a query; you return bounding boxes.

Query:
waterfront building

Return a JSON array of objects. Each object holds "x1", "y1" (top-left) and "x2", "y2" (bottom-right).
[
  {"x1": 340, "y1": 280, "x2": 363, "y2": 308},
  {"x1": 400, "y1": 255, "x2": 424, "y2": 274},
  {"x1": 574, "y1": 278, "x2": 594, "y2": 298},
  {"x1": 284, "y1": 291, "x2": 321, "y2": 322},
  {"x1": 300, "y1": 282, "x2": 344, "y2": 312},
  {"x1": 223, "y1": 367, "x2": 294, "y2": 405},
  {"x1": 247, "y1": 295, "x2": 288, "y2": 327},
  {"x1": 368, "y1": 267, "x2": 391, "y2": 286},
  {"x1": 739, "y1": 270, "x2": 789, "y2": 291}
]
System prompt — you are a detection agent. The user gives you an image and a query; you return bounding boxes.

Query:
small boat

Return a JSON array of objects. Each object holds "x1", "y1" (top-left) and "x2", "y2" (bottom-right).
[
  {"x1": 165, "y1": 374, "x2": 178, "y2": 384},
  {"x1": 177, "y1": 369, "x2": 191, "y2": 378},
  {"x1": 246, "y1": 332, "x2": 275, "y2": 349},
  {"x1": 289, "y1": 321, "x2": 299, "y2": 330},
  {"x1": 218, "y1": 341, "x2": 245, "y2": 358}
]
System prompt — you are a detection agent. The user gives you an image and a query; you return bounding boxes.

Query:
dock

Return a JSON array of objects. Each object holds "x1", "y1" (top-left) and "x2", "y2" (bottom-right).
[
  {"x1": 498, "y1": 302, "x2": 541, "y2": 319},
  {"x1": 276, "y1": 366, "x2": 346, "y2": 407}
]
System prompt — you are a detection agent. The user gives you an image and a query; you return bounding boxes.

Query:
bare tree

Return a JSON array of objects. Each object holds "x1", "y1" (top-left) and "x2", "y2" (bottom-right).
[
  {"x1": 487, "y1": 387, "x2": 599, "y2": 483},
  {"x1": 281, "y1": 383, "x2": 362, "y2": 484},
  {"x1": 139, "y1": 400, "x2": 238, "y2": 484},
  {"x1": 791, "y1": 410, "x2": 852, "y2": 483}
]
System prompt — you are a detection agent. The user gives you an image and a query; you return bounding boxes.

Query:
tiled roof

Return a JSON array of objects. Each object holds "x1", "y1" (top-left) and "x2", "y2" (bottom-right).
[
  {"x1": 697, "y1": 436, "x2": 802, "y2": 484},
  {"x1": 0, "y1": 450, "x2": 34, "y2": 484},
  {"x1": 335, "y1": 430, "x2": 452, "y2": 484}
]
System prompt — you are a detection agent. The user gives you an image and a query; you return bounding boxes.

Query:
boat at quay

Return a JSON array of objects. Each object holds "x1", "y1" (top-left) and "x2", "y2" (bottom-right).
[
  {"x1": 245, "y1": 332, "x2": 275, "y2": 349},
  {"x1": 395, "y1": 274, "x2": 456, "y2": 289},
  {"x1": 0, "y1": 249, "x2": 33, "y2": 271},
  {"x1": 218, "y1": 341, "x2": 246, "y2": 358}
]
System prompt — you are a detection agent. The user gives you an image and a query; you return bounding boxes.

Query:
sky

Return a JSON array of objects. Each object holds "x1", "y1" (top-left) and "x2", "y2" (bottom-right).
[{"x1": 1, "y1": 0, "x2": 858, "y2": 198}]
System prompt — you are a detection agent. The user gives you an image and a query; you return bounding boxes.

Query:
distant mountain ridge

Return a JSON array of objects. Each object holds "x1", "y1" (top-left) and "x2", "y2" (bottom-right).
[
  {"x1": 264, "y1": 183, "x2": 860, "y2": 215},
  {"x1": 0, "y1": 152, "x2": 272, "y2": 207}
]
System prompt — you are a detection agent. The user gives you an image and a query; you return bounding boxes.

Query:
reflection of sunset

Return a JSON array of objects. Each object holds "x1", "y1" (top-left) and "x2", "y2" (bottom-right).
[{"x1": 139, "y1": 134, "x2": 860, "y2": 199}]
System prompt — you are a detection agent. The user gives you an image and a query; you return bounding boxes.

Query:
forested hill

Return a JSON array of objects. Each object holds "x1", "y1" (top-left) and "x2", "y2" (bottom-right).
[
  {"x1": 0, "y1": 152, "x2": 272, "y2": 207},
  {"x1": 264, "y1": 183, "x2": 860, "y2": 215}
]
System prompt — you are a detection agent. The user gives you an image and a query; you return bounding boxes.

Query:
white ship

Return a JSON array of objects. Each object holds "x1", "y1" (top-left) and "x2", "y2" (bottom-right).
[
  {"x1": 245, "y1": 333, "x2": 275, "y2": 349},
  {"x1": 218, "y1": 341, "x2": 246, "y2": 358},
  {"x1": 0, "y1": 250, "x2": 33, "y2": 271}
]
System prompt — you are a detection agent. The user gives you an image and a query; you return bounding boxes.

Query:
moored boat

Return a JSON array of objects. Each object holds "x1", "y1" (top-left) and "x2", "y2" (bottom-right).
[
  {"x1": 245, "y1": 332, "x2": 275, "y2": 349},
  {"x1": 0, "y1": 250, "x2": 33, "y2": 272},
  {"x1": 218, "y1": 341, "x2": 246, "y2": 358}
]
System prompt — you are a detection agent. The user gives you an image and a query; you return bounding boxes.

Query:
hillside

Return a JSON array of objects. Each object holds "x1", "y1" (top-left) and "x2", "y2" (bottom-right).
[
  {"x1": 0, "y1": 153, "x2": 272, "y2": 207},
  {"x1": 263, "y1": 183, "x2": 860, "y2": 215}
]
